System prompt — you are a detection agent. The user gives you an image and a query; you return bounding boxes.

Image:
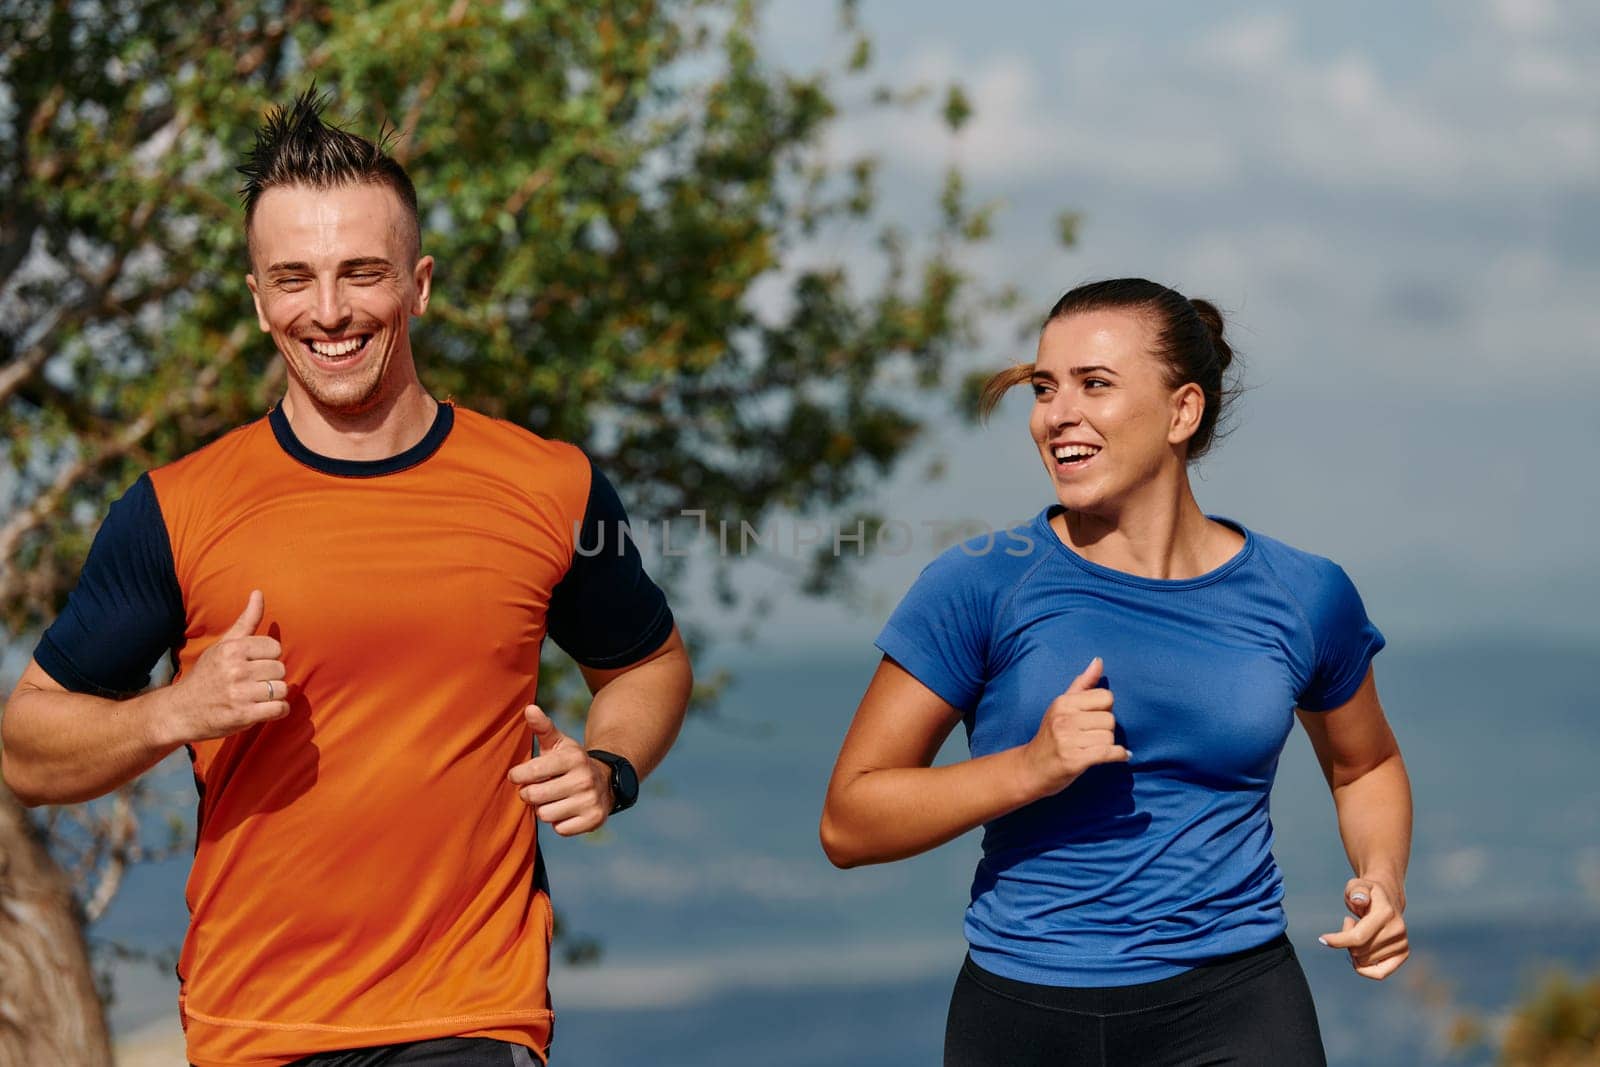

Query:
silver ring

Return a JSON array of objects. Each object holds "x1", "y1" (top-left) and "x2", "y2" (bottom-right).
[{"x1": 264, "y1": 680, "x2": 275, "y2": 701}]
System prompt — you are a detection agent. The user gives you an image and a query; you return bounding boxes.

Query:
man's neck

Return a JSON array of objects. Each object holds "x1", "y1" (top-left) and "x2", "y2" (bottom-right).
[{"x1": 280, "y1": 382, "x2": 439, "y2": 462}]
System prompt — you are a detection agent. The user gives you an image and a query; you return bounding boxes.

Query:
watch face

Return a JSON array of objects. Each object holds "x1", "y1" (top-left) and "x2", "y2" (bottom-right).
[
  {"x1": 591, "y1": 750, "x2": 639, "y2": 812},
  {"x1": 613, "y1": 759, "x2": 639, "y2": 809}
]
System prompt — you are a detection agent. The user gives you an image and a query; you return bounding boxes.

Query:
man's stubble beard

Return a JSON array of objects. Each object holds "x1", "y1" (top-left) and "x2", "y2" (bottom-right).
[{"x1": 281, "y1": 335, "x2": 392, "y2": 417}]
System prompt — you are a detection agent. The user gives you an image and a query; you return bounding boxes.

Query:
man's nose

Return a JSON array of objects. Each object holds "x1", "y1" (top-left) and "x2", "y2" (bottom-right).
[{"x1": 312, "y1": 279, "x2": 351, "y2": 331}]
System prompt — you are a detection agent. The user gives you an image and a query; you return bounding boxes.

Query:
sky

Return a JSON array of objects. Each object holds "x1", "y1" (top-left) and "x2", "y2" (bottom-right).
[{"x1": 678, "y1": 0, "x2": 1600, "y2": 651}]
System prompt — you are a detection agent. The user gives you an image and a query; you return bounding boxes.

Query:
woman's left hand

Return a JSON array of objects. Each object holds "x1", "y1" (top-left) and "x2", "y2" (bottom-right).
[{"x1": 1318, "y1": 877, "x2": 1409, "y2": 980}]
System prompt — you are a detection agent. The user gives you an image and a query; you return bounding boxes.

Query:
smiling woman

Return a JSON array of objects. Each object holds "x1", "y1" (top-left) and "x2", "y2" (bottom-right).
[{"x1": 820, "y1": 277, "x2": 1414, "y2": 1067}]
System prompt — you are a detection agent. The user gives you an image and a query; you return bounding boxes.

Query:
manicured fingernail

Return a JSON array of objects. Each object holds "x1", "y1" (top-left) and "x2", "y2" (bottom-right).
[
  {"x1": 1351, "y1": 893, "x2": 1369, "y2": 904},
  {"x1": 1317, "y1": 936, "x2": 1330, "y2": 947}
]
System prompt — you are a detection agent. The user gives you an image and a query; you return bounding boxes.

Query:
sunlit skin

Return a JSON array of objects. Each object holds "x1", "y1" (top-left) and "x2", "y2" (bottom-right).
[
  {"x1": 245, "y1": 182, "x2": 436, "y2": 460},
  {"x1": 1028, "y1": 309, "x2": 1242, "y2": 581}
]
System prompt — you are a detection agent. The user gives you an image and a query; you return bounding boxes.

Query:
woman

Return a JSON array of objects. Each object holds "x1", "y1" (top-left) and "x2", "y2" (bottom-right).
[{"x1": 820, "y1": 278, "x2": 1411, "y2": 1066}]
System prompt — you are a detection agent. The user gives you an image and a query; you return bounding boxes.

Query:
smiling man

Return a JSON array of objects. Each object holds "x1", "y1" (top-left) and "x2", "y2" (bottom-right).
[{"x1": 0, "y1": 90, "x2": 693, "y2": 1067}]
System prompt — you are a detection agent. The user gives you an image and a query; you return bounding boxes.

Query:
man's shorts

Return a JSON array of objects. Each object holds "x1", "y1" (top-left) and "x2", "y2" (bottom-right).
[{"x1": 270, "y1": 1037, "x2": 540, "y2": 1066}]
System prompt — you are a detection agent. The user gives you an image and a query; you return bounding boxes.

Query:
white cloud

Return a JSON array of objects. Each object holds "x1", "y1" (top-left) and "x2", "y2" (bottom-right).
[
  {"x1": 825, "y1": 9, "x2": 1598, "y2": 198},
  {"x1": 824, "y1": 45, "x2": 1239, "y2": 190},
  {"x1": 549, "y1": 936, "x2": 962, "y2": 1010},
  {"x1": 557, "y1": 850, "x2": 887, "y2": 906},
  {"x1": 1194, "y1": 11, "x2": 1295, "y2": 72},
  {"x1": 1488, "y1": 0, "x2": 1559, "y2": 35}
]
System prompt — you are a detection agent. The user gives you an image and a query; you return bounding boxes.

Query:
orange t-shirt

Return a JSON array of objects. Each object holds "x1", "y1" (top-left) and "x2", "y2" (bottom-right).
[{"x1": 35, "y1": 402, "x2": 673, "y2": 1066}]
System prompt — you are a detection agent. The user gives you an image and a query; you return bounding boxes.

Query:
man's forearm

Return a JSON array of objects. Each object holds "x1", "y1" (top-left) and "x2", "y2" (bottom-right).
[
  {"x1": 580, "y1": 641, "x2": 692, "y2": 782},
  {"x1": 1, "y1": 684, "x2": 181, "y2": 807},
  {"x1": 1331, "y1": 753, "x2": 1413, "y2": 907}
]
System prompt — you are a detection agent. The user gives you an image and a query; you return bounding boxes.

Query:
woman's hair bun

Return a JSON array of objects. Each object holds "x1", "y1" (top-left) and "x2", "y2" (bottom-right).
[{"x1": 1187, "y1": 298, "x2": 1233, "y2": 375}]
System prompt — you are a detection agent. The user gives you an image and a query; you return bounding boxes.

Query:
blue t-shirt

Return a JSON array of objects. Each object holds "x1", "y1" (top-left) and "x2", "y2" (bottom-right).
[{"x1": 874, "y1": 505, "x2": 1385, "y2": 987}]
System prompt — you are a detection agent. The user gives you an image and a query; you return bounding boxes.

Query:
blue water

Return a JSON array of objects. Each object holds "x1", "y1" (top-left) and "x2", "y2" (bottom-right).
[{"x1": 95, "y1": 638, "x2": 1600, "y2": 1065}]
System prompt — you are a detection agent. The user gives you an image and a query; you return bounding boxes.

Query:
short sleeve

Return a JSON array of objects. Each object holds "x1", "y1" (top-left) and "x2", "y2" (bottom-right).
[
  {"x1": 545, "y1": 459, "x2": 674, "y2": 669},
  {"x1": 1297, "y1": 563, "x2": 1386, "y2": 711},
  {"x1": 874, "y1": 548, "x2": 993, "y2": 713},
  {"x1": 33, "y1": 473, "x2": 186, "y2": 698}
]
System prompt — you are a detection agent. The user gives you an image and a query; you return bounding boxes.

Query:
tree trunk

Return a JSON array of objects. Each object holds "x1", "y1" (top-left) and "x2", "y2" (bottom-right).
[{"x1": 0, "y1": 783, "x2": 113, "y2": 1067}]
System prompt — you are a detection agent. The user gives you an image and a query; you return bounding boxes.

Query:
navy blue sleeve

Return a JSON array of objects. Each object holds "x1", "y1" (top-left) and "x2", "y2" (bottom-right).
[
  {"x1": 546, "y1": 459, "x2": 674, "y2": 669},
  {"x1": 874, "y1": 546, "x2": 992, "y2": 714},
  {"x1": 33, "y1": 473, "x2": 186, "y2": 698},
  {"x1": 1297, "y1": 562, "x2": 1386, "y2": 712}
]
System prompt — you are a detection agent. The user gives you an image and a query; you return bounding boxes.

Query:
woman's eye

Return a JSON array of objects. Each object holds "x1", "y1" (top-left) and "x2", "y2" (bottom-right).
[
  {"x1": 1084, "y1": 378, "x2": 1110, "y2": 390},
  {"x1": 1030, "y1": 382, "x2": 1051, "y2": 398}
]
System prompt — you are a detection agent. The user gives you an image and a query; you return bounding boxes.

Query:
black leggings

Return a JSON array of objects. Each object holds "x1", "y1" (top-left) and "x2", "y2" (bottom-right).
[{"x1": 945, "y1": 934, "x2": 1327, "y2": 1067}]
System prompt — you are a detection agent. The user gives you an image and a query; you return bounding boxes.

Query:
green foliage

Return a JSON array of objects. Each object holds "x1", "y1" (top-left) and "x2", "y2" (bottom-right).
[
  {"x1": 1499, "y1": 970, "x2": 1600, "y2": 1067},
  {"x1": 1411, "y1": 956, "x2": 1600, "y2": 1067},
  {"x1": 1056, "y1": 209, "x2": 1082, "y2": 248},
  {"x1": 942, "y1": 83, "x2": 972, "y2": 132},
  {"x1": 1, "y1": 1, "x2": 1013, "y2": 644},
  {"x1": 1, "y1": 0, "x2": 1038, "y2": 956}
]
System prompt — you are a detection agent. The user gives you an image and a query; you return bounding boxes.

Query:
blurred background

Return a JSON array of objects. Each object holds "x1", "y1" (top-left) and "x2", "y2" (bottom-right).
[{"x1": 3, "y1": 1, "x2": 1596, "y2": 1065}]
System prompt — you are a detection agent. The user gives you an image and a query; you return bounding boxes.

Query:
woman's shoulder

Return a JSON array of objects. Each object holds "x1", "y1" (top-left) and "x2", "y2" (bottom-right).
[
  {"x1": 1241, "y1": 525, "x2": 1370, "y2": 621},
  {"x1": 1244, "y1": 526, "x2": 1352, "y2": 578},
  {"x1": 912, "y1": 514, "x2": 1050, "y2": 588}
]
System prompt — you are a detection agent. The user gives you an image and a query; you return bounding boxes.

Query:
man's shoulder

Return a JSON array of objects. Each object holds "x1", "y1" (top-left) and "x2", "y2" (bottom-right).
[
  {"x1": 448, "y1": 404, "x2": 588, "y2": 471},
  {"x1": 147, "y1": 415, "x2": 275, "y2": 494}
]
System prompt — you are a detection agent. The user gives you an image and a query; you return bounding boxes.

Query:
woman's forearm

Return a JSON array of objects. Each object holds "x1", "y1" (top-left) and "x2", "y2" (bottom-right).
[
  {"x1": 821, "y1": 745, "x2": 1047, "y2": 868},
  {"x1": 1329, "y1": 752, "x2": 1413, "y2": 908}
]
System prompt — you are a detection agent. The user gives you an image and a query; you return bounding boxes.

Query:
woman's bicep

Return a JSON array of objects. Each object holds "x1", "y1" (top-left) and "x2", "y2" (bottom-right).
[
  {"x1": 1296, "y1": 667, "x2": 1400, "y2": 789},
  {"x1": 829, "y1": 655, "x2": 965, "y2": 784}
]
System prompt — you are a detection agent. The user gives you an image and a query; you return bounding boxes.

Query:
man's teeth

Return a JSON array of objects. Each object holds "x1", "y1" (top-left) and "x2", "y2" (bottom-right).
[
  {"x1": 1053, "y1": 445, "x2": 1101, "y2": 462},
  {"x1": 308, "y1": 337, "x2": 365, "y2": 357}
]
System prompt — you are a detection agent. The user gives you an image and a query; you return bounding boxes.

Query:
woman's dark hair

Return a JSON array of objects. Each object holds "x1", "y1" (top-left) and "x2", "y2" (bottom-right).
[
  {"x1": 979, "y1": 278, "x2": 1240, "y2": 462},
  {"x1": 237, "y1": 86, "x2": 420, "y2": 263}
]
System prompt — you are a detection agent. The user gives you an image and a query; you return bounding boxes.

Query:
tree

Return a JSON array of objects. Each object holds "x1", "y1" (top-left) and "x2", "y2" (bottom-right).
[
  {"x1": 0, "y1": 0, "x2": 1023, "y2": 1058},
  {"x1": 1410, "y1": 958, "x2": 1600, "y2": 1066}
]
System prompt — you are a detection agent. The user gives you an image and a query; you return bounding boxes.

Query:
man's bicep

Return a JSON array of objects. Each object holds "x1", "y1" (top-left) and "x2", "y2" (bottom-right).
[
  {"x1": 34, "y1": 473, "x2": 186, "y2": 698},
  {"x1": 545, "y1": 459, "x2": 674, "y2": 670},
  {"x1": 576, "y1": 625, "x2": 687, "y2": 694},
  {"x1": 14, "y1": 657, "x2": 69, "y2": 697}
]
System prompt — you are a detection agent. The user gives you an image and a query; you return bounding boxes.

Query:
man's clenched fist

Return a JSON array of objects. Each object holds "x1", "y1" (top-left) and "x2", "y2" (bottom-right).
[
  {"x1": 164, "y1": 589, "x2": 290, "y2": 745},
  {"x1": 508, "y1": 704, "x2": 614, "y2": 836}
]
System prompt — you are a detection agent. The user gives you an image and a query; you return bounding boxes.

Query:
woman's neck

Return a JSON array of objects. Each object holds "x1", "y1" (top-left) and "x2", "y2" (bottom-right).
[{"x1": 1053, "y1": 479, "x2": 1242, "y2": 581}]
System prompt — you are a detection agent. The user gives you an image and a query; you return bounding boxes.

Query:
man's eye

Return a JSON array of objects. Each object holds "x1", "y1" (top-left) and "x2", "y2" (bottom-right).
[{"x1": 276, "y1": 277, "x2": 310, "y2": 290}]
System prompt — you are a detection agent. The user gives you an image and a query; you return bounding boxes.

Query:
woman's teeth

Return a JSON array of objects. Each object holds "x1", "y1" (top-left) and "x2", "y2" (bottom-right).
[{"x1": 1053, "y1": 445, "x2": 1101, "y2": 463}]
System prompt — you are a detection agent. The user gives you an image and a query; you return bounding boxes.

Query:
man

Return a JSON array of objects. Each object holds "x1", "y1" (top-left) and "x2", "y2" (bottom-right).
[{"x1": 0, "y1": 89, "x2": 692, "y2": 1067}]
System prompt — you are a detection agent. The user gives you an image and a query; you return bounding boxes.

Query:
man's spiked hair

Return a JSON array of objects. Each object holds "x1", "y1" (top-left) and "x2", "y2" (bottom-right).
[{"x1": 237, "y1": 86, "x2": 420, "y2": 261}]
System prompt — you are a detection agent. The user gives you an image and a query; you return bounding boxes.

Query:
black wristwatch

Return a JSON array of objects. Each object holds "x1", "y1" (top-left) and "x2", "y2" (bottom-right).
[{"x1": 587, "y1": 750, "x2": 639, "y2": 814}]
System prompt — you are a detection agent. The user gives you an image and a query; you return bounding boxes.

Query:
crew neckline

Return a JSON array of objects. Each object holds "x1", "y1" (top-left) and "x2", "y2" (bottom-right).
[
  {"x1": 269, "y1": 400, "x2": 454, "y2": 478},
  {"x1": 1035, "y1": 505, "x2": 1255, "y2": 591}
]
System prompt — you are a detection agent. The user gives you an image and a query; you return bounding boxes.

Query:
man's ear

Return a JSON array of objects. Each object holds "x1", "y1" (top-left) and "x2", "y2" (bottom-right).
[
  {"x1": 411, "y1": 255, "x2": 435, "y2": 317},
  {"x1": 245, "y1": 274, "x2": 271, "y2": 333}
]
